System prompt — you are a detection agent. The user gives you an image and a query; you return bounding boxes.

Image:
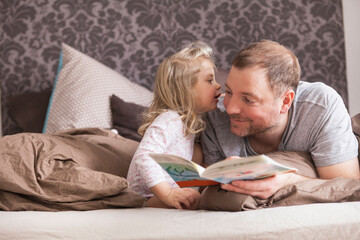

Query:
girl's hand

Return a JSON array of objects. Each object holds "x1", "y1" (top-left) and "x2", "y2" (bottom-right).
[
  {"x1": 164, "y1": 188, "x2": 201, "y2": 209},
  {"x1": 150, "y1": 182, "x2": 200, "y2": 209}
]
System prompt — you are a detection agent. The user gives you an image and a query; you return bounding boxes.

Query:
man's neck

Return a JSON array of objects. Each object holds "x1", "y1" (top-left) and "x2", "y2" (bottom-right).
[{"x1": 248, "y1": 112, "x2": 289, "y2": 154}]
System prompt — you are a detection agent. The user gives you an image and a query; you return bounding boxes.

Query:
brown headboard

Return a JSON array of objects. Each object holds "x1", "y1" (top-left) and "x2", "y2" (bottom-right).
[{"x1": 0, "y1": 0, "x2": 347, "y2": 135}]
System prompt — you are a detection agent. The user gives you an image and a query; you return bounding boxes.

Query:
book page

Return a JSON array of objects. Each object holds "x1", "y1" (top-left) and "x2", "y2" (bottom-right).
[
  {"x1": 149, "y1": 153, "x2": 207, "y2": 182},
  {"x1": 201, "y1": 155, "x2": 297, "y2": 184}
]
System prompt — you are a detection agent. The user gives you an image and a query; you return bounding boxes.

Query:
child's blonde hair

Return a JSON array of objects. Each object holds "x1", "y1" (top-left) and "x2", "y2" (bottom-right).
[{"x1": 138, "y1": 41, "x2": 215, "y2": 136}]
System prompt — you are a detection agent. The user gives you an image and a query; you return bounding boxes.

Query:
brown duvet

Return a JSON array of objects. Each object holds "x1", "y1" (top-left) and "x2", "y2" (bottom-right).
[
  {"x1": 0, "y1": 128, "x2": 145, "y2": 211},
  {"x1": 2, "y1": 114, "x2": 360, "y2": 212}
]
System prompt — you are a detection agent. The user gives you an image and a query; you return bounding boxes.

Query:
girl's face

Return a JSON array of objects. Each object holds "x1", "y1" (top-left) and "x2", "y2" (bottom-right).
[{"x1": 193, "y1": 59, "x2": 221, "y2": 113}]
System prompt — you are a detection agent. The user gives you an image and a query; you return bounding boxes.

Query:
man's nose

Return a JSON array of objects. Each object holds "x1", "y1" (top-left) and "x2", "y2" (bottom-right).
[{"x1": 225, "y1": 97, "x2": 241, "y2": 115}]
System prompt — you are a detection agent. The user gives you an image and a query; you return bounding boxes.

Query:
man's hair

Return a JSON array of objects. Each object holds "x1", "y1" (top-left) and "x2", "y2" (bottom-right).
[
  {"x1": 138, "y1": 41, "x2": 215, "y2": 136},
  {"x1": 232, "y1": 39, "x2": 301, "y2": 97}
]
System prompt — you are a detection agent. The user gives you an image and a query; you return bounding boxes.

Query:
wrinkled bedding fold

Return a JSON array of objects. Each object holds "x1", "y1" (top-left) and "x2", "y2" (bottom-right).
[{"x1": 0, "y1": 128, "x2": 145, "y2": 211}]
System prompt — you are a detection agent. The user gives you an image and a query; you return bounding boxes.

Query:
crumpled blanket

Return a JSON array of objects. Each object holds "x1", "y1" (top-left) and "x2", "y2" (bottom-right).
[{"x1": 0, "y1": 128, "x2": 145, "y2": 211}]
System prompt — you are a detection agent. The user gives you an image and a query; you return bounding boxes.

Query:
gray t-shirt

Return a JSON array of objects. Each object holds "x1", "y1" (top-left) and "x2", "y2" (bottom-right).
[{"x1": 201, "y1": 81, "x2": 358, "y2": 167}]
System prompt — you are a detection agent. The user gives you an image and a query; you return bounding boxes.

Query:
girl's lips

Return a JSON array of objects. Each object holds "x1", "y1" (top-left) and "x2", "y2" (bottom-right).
[{"x1": 214, "y1": 93, "x2": 222, "y2": 103}]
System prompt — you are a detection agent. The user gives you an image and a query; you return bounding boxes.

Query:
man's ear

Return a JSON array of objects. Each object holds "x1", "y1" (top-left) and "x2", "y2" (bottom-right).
[{"x1": 280, "y1": 90, "x2": 295, "y2": 114}]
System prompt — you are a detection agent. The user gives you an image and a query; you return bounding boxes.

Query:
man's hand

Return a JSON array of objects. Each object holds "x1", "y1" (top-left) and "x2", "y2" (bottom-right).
[{"x1": 221, "y1": 172, "x2": 308, "y2": 199}]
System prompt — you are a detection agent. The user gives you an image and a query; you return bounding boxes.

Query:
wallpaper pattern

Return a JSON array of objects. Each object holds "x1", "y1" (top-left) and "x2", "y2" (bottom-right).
[{"x1": 0, "y1": 0, "x2": 347, "y2": 135}]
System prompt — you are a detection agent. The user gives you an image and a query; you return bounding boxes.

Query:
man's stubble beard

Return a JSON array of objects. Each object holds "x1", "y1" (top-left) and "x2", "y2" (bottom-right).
[{"x1": 229, "y1": 112, "x2": 281, "y2": 138}]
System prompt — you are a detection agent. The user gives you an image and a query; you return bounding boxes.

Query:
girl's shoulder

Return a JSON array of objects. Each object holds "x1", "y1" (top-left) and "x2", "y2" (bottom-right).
[
  {"x1": 149, "y1": 110, "x2": 184, "y2": 134},
  {"x1": 153, "y1": 110, "x2": 181, "y2": 124}
]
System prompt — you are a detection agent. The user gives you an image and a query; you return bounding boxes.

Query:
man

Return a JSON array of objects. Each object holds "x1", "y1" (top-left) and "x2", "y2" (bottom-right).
[{"x1": 200, "y1": 40, "x2": 359, "y2": 205}]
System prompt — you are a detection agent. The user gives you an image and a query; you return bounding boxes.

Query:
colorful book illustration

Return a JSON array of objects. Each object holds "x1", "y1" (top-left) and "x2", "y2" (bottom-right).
[{"x1": 149, "y1": 153, "x2": 298, "y2": 187}]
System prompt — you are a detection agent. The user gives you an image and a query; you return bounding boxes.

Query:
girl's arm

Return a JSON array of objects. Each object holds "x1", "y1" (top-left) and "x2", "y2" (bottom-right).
[{"x1": 129, "y1": 111, "x2": 201, "y2": 208}]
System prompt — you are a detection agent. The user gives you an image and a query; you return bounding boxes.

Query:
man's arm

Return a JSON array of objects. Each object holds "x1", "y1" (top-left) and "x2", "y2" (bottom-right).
[
  {"x1": 221, "y1": 172, "x2": 309, "y2": 199},
  {"x1": 317, "y1": 157, "x2": 360, "y2": 179},
  {"x1": 221, "y1": 157, "x2": 360, "y2": 199}
]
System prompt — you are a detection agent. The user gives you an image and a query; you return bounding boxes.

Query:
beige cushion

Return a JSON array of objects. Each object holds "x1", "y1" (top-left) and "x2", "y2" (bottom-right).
[{"x1": 44, "y1": 43, "x2": 153, "y2": 134}]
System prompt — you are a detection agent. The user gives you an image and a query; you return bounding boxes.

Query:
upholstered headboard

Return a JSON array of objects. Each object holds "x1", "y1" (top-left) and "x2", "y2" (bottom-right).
[{"x1": 0, "y1": 0, "x2": 347, "y2": 135}]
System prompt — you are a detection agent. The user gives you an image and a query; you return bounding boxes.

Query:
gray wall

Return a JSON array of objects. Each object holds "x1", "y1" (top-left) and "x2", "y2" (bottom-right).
[
  {"x1": 343, "y1": 0, "x2": 360, "y2": 117},
  {"x1": 0, "y1": 0, "x2": 349, "y2": 135}
]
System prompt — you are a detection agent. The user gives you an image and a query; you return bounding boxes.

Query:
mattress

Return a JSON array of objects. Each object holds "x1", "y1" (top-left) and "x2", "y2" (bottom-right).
[{"x1": 1, "y1": 202, "x2": 360, "y2": 240}]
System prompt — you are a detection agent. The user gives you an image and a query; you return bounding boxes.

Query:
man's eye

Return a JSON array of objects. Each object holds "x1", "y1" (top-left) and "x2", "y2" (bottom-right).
[
  {"x1": 225, "y1": 89, "x2": 232, "y2": 95},
  {"x1": 243, "y1": 97, "x2": 252, "y2": 103}
]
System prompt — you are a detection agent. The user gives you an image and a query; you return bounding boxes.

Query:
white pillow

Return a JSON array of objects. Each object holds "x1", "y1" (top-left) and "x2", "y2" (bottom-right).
[{"x1": 43, "y1": 43, "x2": 153, "y2": 134}]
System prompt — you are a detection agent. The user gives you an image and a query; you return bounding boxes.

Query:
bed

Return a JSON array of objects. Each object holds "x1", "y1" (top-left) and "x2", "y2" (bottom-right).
[
  {"x1": 1, "y1": 0, "x2": 359, "y2": 239},
  {"x1": 1, "y1": 203, "x2": 360, "y2": 240}
]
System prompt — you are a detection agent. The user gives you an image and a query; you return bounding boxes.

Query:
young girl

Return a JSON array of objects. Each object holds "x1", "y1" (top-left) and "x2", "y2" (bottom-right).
[{"x1": 127, "y1": 41, "x2": 221, "y2": 209}]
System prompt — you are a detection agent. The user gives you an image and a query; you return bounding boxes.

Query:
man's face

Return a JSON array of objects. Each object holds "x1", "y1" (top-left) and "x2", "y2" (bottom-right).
[{"x1": 223, "y1": 66, "x2": 283, "y2": 137}]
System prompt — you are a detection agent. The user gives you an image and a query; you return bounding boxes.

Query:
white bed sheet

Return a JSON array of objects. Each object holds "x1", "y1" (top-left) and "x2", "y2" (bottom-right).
[{"x1": 1, "y1": 202, "x2": 360, "y2": 240}]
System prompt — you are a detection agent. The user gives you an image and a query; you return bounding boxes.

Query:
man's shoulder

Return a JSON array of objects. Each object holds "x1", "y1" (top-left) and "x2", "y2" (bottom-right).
[
  {"x1": 295, "y1": 81, "x2": 342, "y2": 108},
  {"x1": 297, "y1": 81, "x2": 337, "y2": 95}
]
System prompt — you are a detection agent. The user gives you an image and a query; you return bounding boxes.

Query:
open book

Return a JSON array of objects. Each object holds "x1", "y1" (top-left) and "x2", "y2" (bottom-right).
[{"x1": 149, "y1": 153, "x2": 298, "y2": 187}]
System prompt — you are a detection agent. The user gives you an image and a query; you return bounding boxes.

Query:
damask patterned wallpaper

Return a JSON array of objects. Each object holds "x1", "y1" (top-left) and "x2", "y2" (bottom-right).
[{"x1": 0, "y1": 0, "x2": 347, "y2": 135}]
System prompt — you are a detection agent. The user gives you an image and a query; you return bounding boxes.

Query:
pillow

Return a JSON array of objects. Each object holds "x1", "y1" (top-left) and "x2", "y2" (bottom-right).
[
  {"x1": 43, "y1": 43, "x2": 153, "y2": 134},
  {"x1": 110, "y1": 94, "x2": 148, "y2": 142},
  {"x1": 8, "y1": 91, "x2": 51, "y2": 132}
]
